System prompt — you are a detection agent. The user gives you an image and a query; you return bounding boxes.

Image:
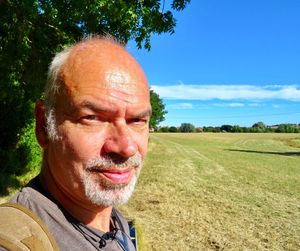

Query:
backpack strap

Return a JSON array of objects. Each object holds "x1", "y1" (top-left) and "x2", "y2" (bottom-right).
[{"x1": 0, "y1": 202, "x2": 59, "y2": 251}]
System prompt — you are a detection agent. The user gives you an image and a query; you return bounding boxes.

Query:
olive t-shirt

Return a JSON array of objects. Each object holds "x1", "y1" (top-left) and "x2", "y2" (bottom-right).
[{"x1": 8, "y1": 177, "x2": 135, "y2": 251}]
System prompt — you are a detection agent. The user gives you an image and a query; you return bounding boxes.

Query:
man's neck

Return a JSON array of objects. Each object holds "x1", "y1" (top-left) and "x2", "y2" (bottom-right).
[{"x1": 40, "y1": 160, "x2": 113, "y2": 232}]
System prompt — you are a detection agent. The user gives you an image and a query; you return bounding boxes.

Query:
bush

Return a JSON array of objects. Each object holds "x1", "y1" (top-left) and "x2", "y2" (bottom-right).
[
  {"x1": 196, "y1": 127, "x2": 203, "y2": 133},
  {"x1": 16, "y1": 120, "x2": 42, "y2": 173},
  {"x1": 179, "y1": 123, "x2": 195, "y2": 133},
  {"x1": 168, "y1": 126, "x2": 178, "y2": 132},
  {"x1": 0, "y1": 120, "x2": 42, "y2": 195},
  {"x1": 220, "y1": 125, "x2": 233, "y2": 132},
  {"x1": 158, "y1": 126, "x2": 169, "y2": 132}
]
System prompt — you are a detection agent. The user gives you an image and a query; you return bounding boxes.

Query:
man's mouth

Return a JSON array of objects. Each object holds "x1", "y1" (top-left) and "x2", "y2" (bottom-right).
[{"x1": 91, "y1": 168, "x2": 134, "y2": 184}]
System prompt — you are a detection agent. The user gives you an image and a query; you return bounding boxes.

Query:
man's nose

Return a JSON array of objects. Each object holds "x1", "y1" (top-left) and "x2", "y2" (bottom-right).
[{"x1": 102, "y1": 123, "x2": 138, "y2": 158}]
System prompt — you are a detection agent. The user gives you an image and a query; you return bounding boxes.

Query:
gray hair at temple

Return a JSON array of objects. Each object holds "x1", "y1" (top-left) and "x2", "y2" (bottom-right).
[
  {"x1": 44, "y1": 34, "x2": 123, "y2": 112},
  {"x1": 43, "y1": 34, "x2": 124, "y2": 140}
]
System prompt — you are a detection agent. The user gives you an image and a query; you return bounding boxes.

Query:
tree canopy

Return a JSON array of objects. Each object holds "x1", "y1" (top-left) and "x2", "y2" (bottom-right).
[
  {"x1": 179, "y1": 123, "x2": 195, "y2": 133},
  {"x1": 0, "y1": 0, "x2": 189, "y2": 176},
  {"x1": 150, "y1": 90, "x2": 167, "y2": 129},
  {"x1": 252, "y1": 121, "x2": 266, "y2": 132}
]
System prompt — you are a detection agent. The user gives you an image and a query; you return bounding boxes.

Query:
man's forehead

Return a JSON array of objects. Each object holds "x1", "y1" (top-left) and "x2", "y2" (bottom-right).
[
  {"x1": 60, "y1": 70, "x2": 149, "y2": 103},
  {"x1": 61, "y1": 39, "x2": 148, "y2": 91},
  {"x1": 66, "y1": 39, "x2": 130, "y2": 68},
  {"x1": 105, "y1": 69, "x2": 140, "y2": 94}
]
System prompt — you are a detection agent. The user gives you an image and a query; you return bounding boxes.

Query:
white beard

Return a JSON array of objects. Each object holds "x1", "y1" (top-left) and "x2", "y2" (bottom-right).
[
  {"x1": 82, "y1": 154, "x2": 142, "y2": 207},
  {"x1": 82, "y1": 169, "x2": 140, "y2": 207}
]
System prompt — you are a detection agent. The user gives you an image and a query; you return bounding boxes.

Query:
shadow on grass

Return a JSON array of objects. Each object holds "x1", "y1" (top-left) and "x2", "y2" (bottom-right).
[{"x1": 227, "y1": 149, "x2": 300, "y2": 157}]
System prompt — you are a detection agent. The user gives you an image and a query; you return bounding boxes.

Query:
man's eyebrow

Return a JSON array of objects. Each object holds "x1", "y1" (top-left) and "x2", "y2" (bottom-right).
[
  {"x1": 79, "y1": 100, "x2": 117, "y2": 113},
  {"x1": 134, "y1": 109, "x2": 152, "y2": 118}
]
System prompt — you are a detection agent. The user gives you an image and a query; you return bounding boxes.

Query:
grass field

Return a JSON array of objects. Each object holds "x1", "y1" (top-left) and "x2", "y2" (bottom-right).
[{"x1": 120, "y1": 133, "x2": 300, "y2": 251}]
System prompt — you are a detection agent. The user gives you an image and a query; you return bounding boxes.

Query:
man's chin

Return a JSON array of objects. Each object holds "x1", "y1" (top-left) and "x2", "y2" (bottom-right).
[
  {"x1": 100, "y1": 180, "x2": 129, "y2": 190},
  {"x1": 82, "y1": 173, "x2": 138, "y2": 207}
]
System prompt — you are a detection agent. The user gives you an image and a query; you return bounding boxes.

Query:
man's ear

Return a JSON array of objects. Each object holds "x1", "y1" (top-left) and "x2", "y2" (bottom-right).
[{"x1": 35, "y1": 100, "x2": 49, "y2": 149}]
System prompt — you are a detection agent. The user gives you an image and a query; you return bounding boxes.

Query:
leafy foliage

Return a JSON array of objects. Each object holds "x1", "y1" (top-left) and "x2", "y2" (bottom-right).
[
  {"x1": 16, "y1": 120, "x2": 42, "y2": 174},
  {"x1": 168, "y1": 126, "x2": 178, "y2": 132},
  {"x1": 179, "y1": 123, "x2": 195, "y2": 132},
  {"x1": 0, "y1": 120, "x2": 42, "y2": 195},
  {"x1": 158, "y1": 126, "x2": 169, "y2": 132},
  {"x1": 220, "y1": 124, "x2": 233, "y2": 132},
  {"x1": 252, "y1": 121, "x2": 266, "y2": 132},
  {"x1": 275, "y1": 124, "x2": 300, "y2": 133},
  {"x1": 150, "y1": 90, "x2": 167, "y2": 129}
]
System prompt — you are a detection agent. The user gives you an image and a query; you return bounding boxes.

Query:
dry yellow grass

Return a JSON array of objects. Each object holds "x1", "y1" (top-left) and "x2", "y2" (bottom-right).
[{"x1": 120, "y1": 133, "x2": 300, "y2": 251}]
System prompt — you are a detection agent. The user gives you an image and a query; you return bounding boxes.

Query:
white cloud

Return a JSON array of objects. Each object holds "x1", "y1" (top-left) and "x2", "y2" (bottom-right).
[
  {"x1": 229, "y1": 103, "x2": 245, "y2": 107},
  {"x1": 248, "y1": 103, "x2": 262, "y2": 107},
  {"x1": 213, "y1": 102, "x2": 245, "y2": 107},
  {"x1": 167, "y1": 102, "x2": 193, "y2": 109},
  {"x1": 151, "y1": 84, "x2": 300, "y2": 101}
]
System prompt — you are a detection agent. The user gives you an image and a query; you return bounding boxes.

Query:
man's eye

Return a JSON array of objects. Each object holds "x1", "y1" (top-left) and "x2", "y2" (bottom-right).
[
  {"x1": 79, "y1": 115, "x2": 99, "y2": 124},
  {"x1": 83, "y1": 115, "x2": 97, "y2": 120},
  {"x1": 128, "y1": 118, "x2": 148, "y2": 125}
]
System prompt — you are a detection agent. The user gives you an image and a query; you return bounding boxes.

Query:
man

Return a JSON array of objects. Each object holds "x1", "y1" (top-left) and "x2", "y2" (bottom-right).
[{"x1": 3, "y1": 35, "x2": 151, "y2": 250}]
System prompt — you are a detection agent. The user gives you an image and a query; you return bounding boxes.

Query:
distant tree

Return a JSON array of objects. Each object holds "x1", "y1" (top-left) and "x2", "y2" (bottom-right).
[
  {"x1": 275, "y1": 125, "x2": 284, "y2": 133},
  {"x1": 203, "y1": 126, "x2": 214, "y2": 132},
  {"x1": 231, "y1": 125, "x2": 242, "y2": 133},
  {"x1": 195, "y1": 127, "x2": 203, "y2": 133},
  {"x1": 275, "y1": 124, "x2": 298, "y2": 133},
  {"x1": 220, "y1": 125, "x2": 233, "y2": 132},
  {"x1": 241, "y1": 127, "x2": 250, "y2": 133},
  {"x1": 265, "y1": 127, "x2": 275, "y2": 133},
  {"x1": 252, "y1": 122, "x2": 266, "y2": 132},
  {"x1": 150, "y1": 90, "x2": 167, "y2": 129},
  {"x1": 287, "y1": 124, "x2": 297, "y2": 133},
  {"x1": 158, "y1": 126, "x2": 169, "y2": 132},
  {"x1": 179, "y1": 123, "x2": 195, "y2": 133},
  {"x1": 168, "y1": 126, "x2": 178, "y2": 132},
  {"x1": 212, "y1": 127, "x2": 221, "y2": 133}
]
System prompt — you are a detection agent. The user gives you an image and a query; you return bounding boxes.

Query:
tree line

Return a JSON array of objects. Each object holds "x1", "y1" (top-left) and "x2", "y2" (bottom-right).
[{"x1": 156, "y1": 122, "x2": 300, "y2": 133}]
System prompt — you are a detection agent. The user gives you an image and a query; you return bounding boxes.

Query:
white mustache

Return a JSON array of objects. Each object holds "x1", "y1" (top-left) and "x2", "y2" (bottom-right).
[{"x1": 85, "y1": 154, "x2": 142, "y2": 171}]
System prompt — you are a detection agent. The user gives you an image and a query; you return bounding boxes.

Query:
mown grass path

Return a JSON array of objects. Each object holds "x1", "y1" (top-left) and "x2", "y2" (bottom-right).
[{"x1": 120, "y1": 133, "x2": 300, "y2": 251}]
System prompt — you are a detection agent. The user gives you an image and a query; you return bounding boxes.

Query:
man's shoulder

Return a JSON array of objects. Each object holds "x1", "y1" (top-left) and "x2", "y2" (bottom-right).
[
  {"x1": 10, "y1": 184, "x2": 41, "y2": 208},
  {"x1": 0, "y1": 175, "x2": 62, "y2": 251},
  {"x1": 0, "y1": 202, "x2": 60, "y2": 251},
  {"x1": 9, "y1": 176, "x2": 39, "y2": 203},
  {"x1": 9, "y1": 176, "x2": 60, "y2": 216},
  {"x1": 2, "y1": 180, "x2": 92, "y2": 250}
]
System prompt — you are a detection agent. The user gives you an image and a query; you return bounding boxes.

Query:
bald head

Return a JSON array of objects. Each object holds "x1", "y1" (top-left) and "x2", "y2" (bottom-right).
[{"x1": 44, "y1": 36, "x2": 149, "y2": 111}]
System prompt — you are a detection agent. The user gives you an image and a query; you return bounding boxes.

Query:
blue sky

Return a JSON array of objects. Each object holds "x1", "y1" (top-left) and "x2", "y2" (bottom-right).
[{"x1": 128, "y1": 0, "x2": 300, "y2": 127}]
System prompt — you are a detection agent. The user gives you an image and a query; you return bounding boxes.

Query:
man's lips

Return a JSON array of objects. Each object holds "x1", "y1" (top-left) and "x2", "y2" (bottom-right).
[{"x1": 96, "y1": 169, "x2": 133, "y2": 184}]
